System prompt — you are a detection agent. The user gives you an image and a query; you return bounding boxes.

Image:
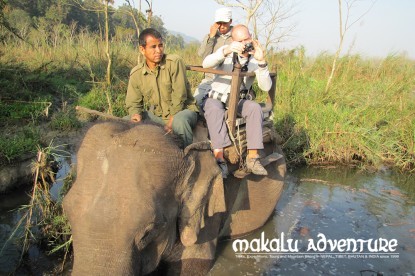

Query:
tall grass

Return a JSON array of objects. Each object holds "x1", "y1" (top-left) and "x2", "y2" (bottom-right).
[
  {"x1": 1, "y1": 30, "x2": 414, "y2": 172},
  {"x1": 0, "y1": 144, "x2": 72, "y2": 273},
  {"x1": 274, "y1": 48, "x2": 415, "y2": 172}
]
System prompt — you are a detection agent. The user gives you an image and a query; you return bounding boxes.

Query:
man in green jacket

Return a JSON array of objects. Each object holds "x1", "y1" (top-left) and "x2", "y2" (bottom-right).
[{"x1": 126, "y1": 28, "x2": 198, "y2": 147}]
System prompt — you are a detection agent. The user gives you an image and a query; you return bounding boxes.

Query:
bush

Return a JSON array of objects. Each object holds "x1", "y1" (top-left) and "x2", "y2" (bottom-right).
[
  {"x1": 77, "y1": 86, "x2": 110, "y2": 112},
  {"x1": 0, "y1": 100, "x2": 51, "y2": 126},
  {"x1": 50, "y1": 109, "x2": 82, "y2": 131},
  {"x1": 0, "y1": 127, "x2": 40, "y2": 164}
]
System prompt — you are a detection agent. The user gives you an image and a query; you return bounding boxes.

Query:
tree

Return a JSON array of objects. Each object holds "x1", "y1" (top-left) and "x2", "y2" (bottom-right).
[
  {"x1": 215, "y1": 0, "x2": 263, "y2": 26},
  {"x1": 144, "y1": 0, "x2": 152, "y2": 27},
  {"x1": 72, "y1": 0, "x2": 115, "y2": 114},
  {"x1": 251, "y1": 0, "x2": 296, "y2": 50},
  {"x1": 68, "y1": 0, "x2": 102, "y2": 32},
  {"x1": 103, "y1": 0, "x2": 113, "y2": 87},
  {"x1": 38, "y1": 2, "x2": 71, "y2": 47},
  {"x1": 8, "y1": 0, "x2": 53, "y2": 17},
  {"x1": 0, "y1": 0, "x2": 27, "y2": 42},
  {"x1": 123, "y1": 0, "x2": 142, "y2": 39},
  {"x1": 148, "y1": 14, "x2": 167, "y2": 37},
  {"x1": 325, "y1": 0, "x2": 376, "y2": 93},
  {"x1": 214, "y1": 0, "x2": 296, "y2": 52},
  {"x1": 5, "y1": 7, "x2": 32, "y2": 41},
  {"x1": 112, "y1": 0, "x2": 147, "y2": 40},
  {"x1": 166, "y1": 33, "x2": 185, "y2": 50}
]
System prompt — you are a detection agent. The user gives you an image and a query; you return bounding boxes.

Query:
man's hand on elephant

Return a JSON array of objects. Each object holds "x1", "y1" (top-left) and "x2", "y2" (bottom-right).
[
  {"x1": 164, "y1": 116, "x2": 174, "y2": 134},
  {"x1": 131, "y1": 113, "x2": 142, "y2": 123}
]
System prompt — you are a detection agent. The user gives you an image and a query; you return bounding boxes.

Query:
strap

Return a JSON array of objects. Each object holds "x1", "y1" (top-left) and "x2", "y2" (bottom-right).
[
  {"x1": 232, "y1": 52, "x2": 251, "y2": 91},
  {"x1": 225, "y1": 112, "x2": 246, "y2": 170},
  {"x1": 232, "y1": 52, "x2": 251, "y2": 72}
]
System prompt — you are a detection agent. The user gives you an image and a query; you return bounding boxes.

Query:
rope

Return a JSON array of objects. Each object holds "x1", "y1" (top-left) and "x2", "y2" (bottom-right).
[{"x1": 225, "y1": 112, "x2": 246, "y2": 170}]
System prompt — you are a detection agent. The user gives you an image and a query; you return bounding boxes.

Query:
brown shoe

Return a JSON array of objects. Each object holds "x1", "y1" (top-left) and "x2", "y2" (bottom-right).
[{"x1": 246, "y1": 156, "x2": 268, "y2": 175}]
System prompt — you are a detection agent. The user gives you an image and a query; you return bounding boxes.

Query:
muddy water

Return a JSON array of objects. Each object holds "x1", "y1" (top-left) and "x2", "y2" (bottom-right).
[
  {"x1": 209, "y1": 167, "x2": 415, "y2": 275},
  {"x1": 1, "y1": 166, "x2": 414, "y2": 275},
  {"x1": 0, "y1": 155, "x2": 75, "y2": 275}
]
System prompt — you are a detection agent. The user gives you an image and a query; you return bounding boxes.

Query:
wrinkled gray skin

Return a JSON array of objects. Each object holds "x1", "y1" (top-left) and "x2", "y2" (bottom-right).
[{"x1": 63, "y1": 122, "x2": 285, "y2": 275}]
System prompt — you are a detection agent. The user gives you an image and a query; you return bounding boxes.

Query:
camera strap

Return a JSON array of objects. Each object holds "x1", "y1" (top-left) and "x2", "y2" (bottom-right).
[
  {"x1": 232, "y1": 52, "x2": 251, "y2": 72},
  {"x1": 232, "y1": 52, "x2": 251, "y2": 95}
]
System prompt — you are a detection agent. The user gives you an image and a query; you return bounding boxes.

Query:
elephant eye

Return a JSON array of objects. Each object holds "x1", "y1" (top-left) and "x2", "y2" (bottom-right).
[{"x1": 135, "y1": 224, "x2": 156, "y2": 250}]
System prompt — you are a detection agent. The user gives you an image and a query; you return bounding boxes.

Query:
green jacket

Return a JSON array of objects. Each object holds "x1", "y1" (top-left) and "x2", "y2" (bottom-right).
[
  {"x1": 197, "y1": 27, "x2": 233, "y2": 60},
  {"x1": 125, "y1": 54, "x2": 198, "y2": 122}
]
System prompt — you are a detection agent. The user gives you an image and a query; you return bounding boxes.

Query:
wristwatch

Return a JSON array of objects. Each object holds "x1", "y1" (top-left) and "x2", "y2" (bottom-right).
[{"x1": 258, "y1": 62, "x2": 268, "y2": 68}]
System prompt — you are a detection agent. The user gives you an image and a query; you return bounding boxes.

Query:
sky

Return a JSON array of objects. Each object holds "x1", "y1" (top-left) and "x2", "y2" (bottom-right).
[{"x1": 113, "y1": 0, "x2": 415, "y2": 59}]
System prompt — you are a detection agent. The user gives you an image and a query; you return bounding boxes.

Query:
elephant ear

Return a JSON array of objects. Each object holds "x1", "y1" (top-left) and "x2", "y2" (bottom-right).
[{"x1": 177, "y1": 142, "x2": 226, "y2": 247}]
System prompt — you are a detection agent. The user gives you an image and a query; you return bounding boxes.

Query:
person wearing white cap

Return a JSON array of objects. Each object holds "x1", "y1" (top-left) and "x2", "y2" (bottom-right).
[
  {"x1": 194, "y1": 8, "x2": 234, "y2": 108},
  {"x1": 198, "y1": 24, "x2": 271, "y2": 178},
  {"x1": 198, "y1": 7, "x2": 233, "y2": 62}
]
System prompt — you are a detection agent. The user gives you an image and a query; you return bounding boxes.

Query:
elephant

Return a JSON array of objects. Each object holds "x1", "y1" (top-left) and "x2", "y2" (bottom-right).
[{"x1": 63, "y1": 121, "x2": 286, "y2": 275}]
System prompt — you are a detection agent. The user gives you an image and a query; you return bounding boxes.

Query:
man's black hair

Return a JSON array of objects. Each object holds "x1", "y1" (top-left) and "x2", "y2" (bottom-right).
[{"x1": 139, "y1": 28, "x2": 163, "y2": 47}]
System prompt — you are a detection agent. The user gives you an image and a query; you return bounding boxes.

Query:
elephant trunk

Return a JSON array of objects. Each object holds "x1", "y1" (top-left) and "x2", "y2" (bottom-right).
[{"x1": 71, "y1": 240, "x2": 140, "y2": 275}]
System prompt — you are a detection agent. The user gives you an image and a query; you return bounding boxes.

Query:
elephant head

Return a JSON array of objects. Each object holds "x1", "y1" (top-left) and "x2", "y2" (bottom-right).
[{"x1": 63, "y1": 122, "x2": 226, "y2": 275}]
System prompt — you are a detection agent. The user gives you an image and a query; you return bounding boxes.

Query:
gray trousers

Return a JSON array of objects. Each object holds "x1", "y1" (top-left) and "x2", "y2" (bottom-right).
[
  {"x1": 145, "y1": 110, "x2": 198, "y2": 147},
  {"x1": 203, "y1": 98, "x2": 264, "y2": 150}
]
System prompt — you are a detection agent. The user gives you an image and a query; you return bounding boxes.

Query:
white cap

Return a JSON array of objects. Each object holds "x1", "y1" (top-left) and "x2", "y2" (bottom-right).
[{"x1": 214, "y1": 8, "x2": 232, "y2": 23}]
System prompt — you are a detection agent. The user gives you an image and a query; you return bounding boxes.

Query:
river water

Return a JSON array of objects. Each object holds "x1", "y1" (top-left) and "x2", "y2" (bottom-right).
[
  {"x1": 210, "y1": 167, "x2": 415, "y2": 275},
  {"x1": 1, "y1": 165, "x2": 414, "y2": 275}
]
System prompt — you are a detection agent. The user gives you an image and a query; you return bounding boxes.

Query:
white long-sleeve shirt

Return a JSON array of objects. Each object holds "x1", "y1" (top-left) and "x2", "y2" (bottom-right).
[{"x1": 202, "y1": 45, "x2": 272, "y2": 94}]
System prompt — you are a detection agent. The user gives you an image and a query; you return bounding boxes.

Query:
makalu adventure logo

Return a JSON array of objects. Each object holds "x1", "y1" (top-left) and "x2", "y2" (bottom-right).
[{"x1": 232, "y1": 232, "x2": 399, "y2": 260}]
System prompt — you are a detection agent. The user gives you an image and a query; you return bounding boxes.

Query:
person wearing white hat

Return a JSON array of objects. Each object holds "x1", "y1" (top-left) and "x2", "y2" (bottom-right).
[
  {"x1": 198, "y1": 7, "x2": 233, "y2": 63},
  {"x1": 198, "y1": 24, "x2": 271, "y2": 178},
  {"x1": 194, "y1": 8, "x2": 234, "y2": 108}
]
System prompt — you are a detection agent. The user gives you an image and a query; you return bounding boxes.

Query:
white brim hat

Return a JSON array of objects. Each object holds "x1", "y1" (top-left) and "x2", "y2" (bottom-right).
[{"x1": 215, "y1": 8, "x2": 232, "y2": 23}]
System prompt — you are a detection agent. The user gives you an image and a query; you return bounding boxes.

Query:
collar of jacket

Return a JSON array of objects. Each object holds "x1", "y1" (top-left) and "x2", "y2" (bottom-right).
[{"x1": 141, "y1": 55, "x2": 166, "y2": 75}]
